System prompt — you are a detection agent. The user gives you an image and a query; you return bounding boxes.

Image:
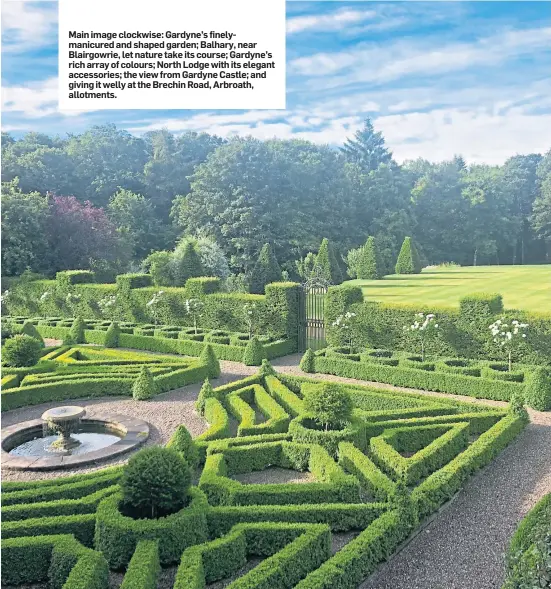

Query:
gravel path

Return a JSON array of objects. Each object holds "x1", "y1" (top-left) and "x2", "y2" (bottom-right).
[
  {"x1": 231, "y1": 467, "x2": 314, "y2": 485},
  {"x1": 360, "y1": 411, "x2": 551, "y2": 589},
  {"x1": 3, "y1": 352, "x2": 550, "y2": 589},
  {"x1": 1, "y1": 361, "x2": 255, "y2": 482},
  {"x1": 271, "y1": 356, "x2": 551, "y2": 588}
]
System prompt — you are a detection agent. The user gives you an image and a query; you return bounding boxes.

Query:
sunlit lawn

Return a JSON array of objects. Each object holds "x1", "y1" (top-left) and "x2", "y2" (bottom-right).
[{"x1": 344, "y1": 265, "x2": 551, "y2": 313}]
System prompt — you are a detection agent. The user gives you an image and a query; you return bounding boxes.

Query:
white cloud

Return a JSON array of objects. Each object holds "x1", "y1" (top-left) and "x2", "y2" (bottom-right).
[
  {"x1": 2, "y1": 77, "x2": 58, "y2": 117},
  {"x1": 1, "y1": 0, "x2": 58, "y2": 53},
  {"x1": 286, "y1": 8, "x2": 376, "y2": 35},
  {"x1": 377, "y1": 108, "x2": 551, "y2": 165},
  {"x1": 290, "y1": 26, "x2": 551, "y2": 90},
  {"x1": 122, "y1": 103, "x2": 550, "y2": 166}
]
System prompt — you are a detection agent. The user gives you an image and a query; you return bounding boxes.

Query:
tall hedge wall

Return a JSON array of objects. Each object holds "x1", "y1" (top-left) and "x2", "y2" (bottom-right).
[
  {"x1": 325, "y1": 286, "x2": 551, "y2": 366},
  {"x1": 4, "y1": 275, "x2": 301, "y2": 349}
]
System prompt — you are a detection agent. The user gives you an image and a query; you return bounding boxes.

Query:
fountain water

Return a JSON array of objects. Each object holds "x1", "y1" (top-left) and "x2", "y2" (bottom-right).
[
  {"x1": 2, "y1": 409, "x2": 149, "y2": 471},
  {"x1": 41, "y1": 406, "x2": 86, "y2": 453}
]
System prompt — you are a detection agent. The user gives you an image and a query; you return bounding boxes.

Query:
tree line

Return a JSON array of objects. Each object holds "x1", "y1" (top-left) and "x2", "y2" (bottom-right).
[{"x1": 1, "y1": 120, "x2": 550, "y2": 284}]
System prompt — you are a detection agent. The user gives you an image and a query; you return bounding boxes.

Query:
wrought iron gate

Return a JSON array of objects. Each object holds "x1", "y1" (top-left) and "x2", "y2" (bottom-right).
[{"x1": 298, "y1": 275, "x2": 329, "y2": 352}]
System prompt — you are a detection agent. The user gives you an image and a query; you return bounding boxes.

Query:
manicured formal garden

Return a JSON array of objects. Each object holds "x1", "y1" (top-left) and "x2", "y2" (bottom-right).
[
  {"x1": 1, "y1": 260, "x2": 550, "y2": 587},
  {"x1": 1, "y1": 359, "x2": 531, "y2": 589},
  {"x1": 300, "y1": 347, "x2": 551, "y2": 410},
  {"x1": 2, "y1": 271, "x2": 300, "y2": 353}
]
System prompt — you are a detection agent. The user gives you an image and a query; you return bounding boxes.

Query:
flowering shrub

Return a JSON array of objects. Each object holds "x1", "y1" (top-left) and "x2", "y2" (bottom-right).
[
  {"x1": 98, "y1": 295, "x2": 118, "y2": 319},
  {"x1": 332, "y1": 312, "x2": 357, "y2": 351},
  {"x1": 1, "y1": 290, "x2": 10, "y2": 315},
  {"x1": 184, "y1": 298, "x2": 204, "y2": 334},
  {"x1": 405, "y1": 312, "x2": 439, "y2": 361},
  {"x1": 243, "y1": 302, "x2": 261, "y2": 339},
  {"x1": 146, "y1": 291, "x2": 165, "y2": 325},
  {"x1": 489, "y1": 318, "x2": 528, "y2": 371},
  {"x1": 65, "y1": 292, "x2": 82, "y2": 314}
]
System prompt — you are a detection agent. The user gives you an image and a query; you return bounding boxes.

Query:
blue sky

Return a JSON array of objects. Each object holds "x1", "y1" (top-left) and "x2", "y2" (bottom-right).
[{"x1": 1, "y1": 1, "x2": 550, "y2": 164}]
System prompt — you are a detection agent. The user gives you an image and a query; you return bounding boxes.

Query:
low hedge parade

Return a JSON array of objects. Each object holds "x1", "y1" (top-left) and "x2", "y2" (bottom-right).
[
  {"x1": 301, "y1": 347, "x2": 551, "y2": 410},
  {"x1": 5, "y1": 316, "x2": 295, "y2": 364},
  {"x1": 1, "y1": 363, "x2": 530, "y2": 588}
]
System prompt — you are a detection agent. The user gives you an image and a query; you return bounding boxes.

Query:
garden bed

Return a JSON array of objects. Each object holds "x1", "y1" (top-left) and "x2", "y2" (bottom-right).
[{"x1": 301, "y1": 348, "x2": 551, "y2": 410}]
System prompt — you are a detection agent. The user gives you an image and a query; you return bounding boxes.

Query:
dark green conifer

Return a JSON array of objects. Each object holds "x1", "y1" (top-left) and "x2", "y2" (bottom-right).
[
  {"x1": 249, "y1": 243, "x2": 282, "y2": 294},
  {"x1": 357, "y1": 236, "x2": 383, "y2": 279},
  {"x1": 395, "y1": 237, "x2": 422, "y2": 274}
]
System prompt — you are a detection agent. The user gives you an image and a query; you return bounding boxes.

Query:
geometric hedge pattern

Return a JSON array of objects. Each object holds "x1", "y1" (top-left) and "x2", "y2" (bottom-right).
[
  {"x1": 1, "y1": 346, "x2": 210, "y2": 412},
  {"x1": 1, "y1": 366, "x2": 527, "y2": 589}
]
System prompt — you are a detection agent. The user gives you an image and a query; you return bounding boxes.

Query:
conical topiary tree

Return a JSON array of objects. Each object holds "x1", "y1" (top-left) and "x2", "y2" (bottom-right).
[
  {"x1": 132, "y1": 366, "x2": 156, "y2": 400},
  {"x1": 259, "y1": 358, "x2": 276, "y2": 377},
  {"x1": 173, "y1": 241, "x2": 204, "y2": 286},
  {"x1": 249, "y1": 243, "x2": 282, "y2": 294},
  {"x1": 104, "y1": 322, "x2": 120, "y2": 348},
  {"x1": 195, "y1": 377, "x2": 217, "y2": 414},
  {"x1": 200, "y1": 344, "x2": 220, "y2": 378},
  {"x1": 299, "y1": 349, "x2": 316, "y2": 373},
  {"x1": 166, "y1": 424, "x2": 199, "y2": 468},
  {"x1": 68, "y1": 316, "x2": 85, "y2": 344},
  {"x1": 395, "y1": 237, "x2": 422, "y2": 274},
  {"x1": 21, "y1": 321, "x2": 44, "y2": 346},
  {"x1": 313, "y1": 238, "x2": 343, "y2": 284},
  {"x1": 242, "y1": 336, "x2": 266, "y2": 366},
  {"x1": 357, "y1": 236, "x2": 383, "y2": 280}
]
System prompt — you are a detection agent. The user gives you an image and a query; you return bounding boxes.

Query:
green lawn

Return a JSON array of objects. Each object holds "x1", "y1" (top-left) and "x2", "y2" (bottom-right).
[{"x1": 344, "y1": 265, "x2": 551, "y2": 312}]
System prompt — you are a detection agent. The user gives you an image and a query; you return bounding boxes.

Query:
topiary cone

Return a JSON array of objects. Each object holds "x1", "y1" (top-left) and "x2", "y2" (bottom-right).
[
  {"x1": 259, "y1": 358, "x2": 276, "y2": 377},
  {"x1": 395, "y1": 236, "x2": 422, "y2": 274},
  {"x1": 300, "y1": 349, "x2": 316, "y2": 373},
  {"x1": 200, "y1": 344, "x2": 221, "y2": 378},
  {"x1": 104, "y1": 321, "x2": 120, "y2": 348},
  {"x1": 166, "y1": 424, "x2": 199, "y2": 468},
  {"x1": 132, "y1": 366, "x2": 156, "y2": 400},
  {"x1": 69, "y1": 316, "x2": 85, "y2": 344},
  {"x1": 195, "y1": 377, "x2": 216, "y2": 414},
  {"x1": 242, "y1": 336, "x2": 266, "y2": 366}
]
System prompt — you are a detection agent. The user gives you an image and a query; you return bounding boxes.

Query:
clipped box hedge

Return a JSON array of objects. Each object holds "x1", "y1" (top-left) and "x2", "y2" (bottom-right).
[
  {"x1": 0, "y1": 369, "x2": 531, "y2": 589},
  {"x1": 174, "y1": 522, "x2": 331, "y2": 589},
  {"x1": 1, "y1": 534, "x2": 108, "y2": 589},
  {"x1": 4, "y1": 277, "x2": 300, "y2": 350},
  {"x1": 94, "y1": 488, "x2": 209, "y2": 568},
  {"x1": 306, "y1": 352, "x2": 531, "y2": 405},
  {"x1": 325, "y1": 286, "x2": 551, "y2": 366}
]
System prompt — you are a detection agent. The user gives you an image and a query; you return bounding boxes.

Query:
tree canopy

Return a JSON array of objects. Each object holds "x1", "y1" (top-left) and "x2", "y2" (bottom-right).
[{"x1": 2, "y1": 119, "x2": 550, "y2": 281}]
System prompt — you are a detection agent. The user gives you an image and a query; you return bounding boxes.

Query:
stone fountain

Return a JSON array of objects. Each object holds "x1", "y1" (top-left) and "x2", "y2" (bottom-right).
[{"x1": 41, "y1": 406, "x2": 86, "y2": 453}]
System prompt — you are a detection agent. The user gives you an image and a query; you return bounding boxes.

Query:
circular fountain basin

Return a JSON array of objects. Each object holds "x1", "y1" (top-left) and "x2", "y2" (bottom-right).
[{"x1": 1, "y1": 413, "x2": 149, "y2": 471}]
